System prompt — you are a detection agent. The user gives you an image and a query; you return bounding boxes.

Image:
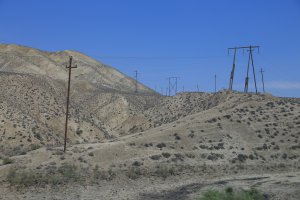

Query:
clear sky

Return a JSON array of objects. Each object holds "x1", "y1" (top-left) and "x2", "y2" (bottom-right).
[{"x1": 0, "y1": 0, "x2": 299, "y2": 97}]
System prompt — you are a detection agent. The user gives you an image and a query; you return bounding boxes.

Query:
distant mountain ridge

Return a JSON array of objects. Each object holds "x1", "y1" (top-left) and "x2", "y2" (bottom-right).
[{"x1": 0, "y1": 44, "x2": 154, "y2": 93}]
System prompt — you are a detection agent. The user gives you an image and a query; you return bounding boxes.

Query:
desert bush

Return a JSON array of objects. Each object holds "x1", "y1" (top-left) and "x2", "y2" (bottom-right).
[
  {"x1": 127, "y1": 167, "x2": 142, "y2": 180},
  {"x1": 172, "y1": 153, "x2": 185, "y2": 162},
  {"x1": 132, "y1": 160, "x2": 142, "y2": 166},
  {"x1": 7, "y1": 163, "x2": 81, "y2": 187},
  {"x1": 282, "y1": 153, "x2": 287, "y2": 159},
  {"x1": 237, "y1": 154, "x2": 248, "y2": 162},
  {"x1": 76, "y1": 129, "x2": 83, "y2": 135},
  {"x1": 154, "y1": 165, "x2": 175, "y2": 179},
  {"x1": 88, "y1": 152, "x2": 94, "y2": 157},
  {"x1": 144, "y1": 143, "x2": 153, "y2": 147},
  {"x1": 174, "y1": 133, "x2": 181, "y2": 140},
  {"x1": 150, "y1": 154, "x2": 161, "y2": 160},
  {"x1": 52, "y1": 149, "x2": 64, "y2": 155},
  {"x1": 78, "y1": 156, "x2": 86, "y2": 163},
  {"x1": 207, "y1": 153, "x2": 224, "y2": 161},
  {"x1": 156, "y1": 143, "x2": 166, "y2": 149},
  {"x1": 8, "y1": 146, "x2": 27, "y2": 156},
  {"x1": 188, "y1": 133, "x2": 195, "y2": 138},
  {"x1": 206, "y1": 118, "x2": 217, "y2": 123},
  {"x1": 30, "y1": 144, "x2": 41, "y2": 151},
  {"x1": 185, "y1": 153, "x2": 195, "y2": 159},
  {"x1": 2, "y1": 157, "x2": 14, "y2": 165},
  {"x1": 198, "y1": 187, "x2": 264, "y2": 200},
  {"x1": 162, "y1": 152, "x2": 171, "y2": 158},
  {"x1": 223, "y1": 115, "x2": 231, "y2": 119},
  {"x1": 93, "y1": 165, "x2": 115, "y2": 181}
]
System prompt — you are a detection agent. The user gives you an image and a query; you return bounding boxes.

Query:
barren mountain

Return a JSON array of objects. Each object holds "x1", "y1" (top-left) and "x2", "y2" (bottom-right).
[
  {"x1": 0, "y1": 44, "x2": 154, "y2": 93},
  {"x1": 0, "y1": 44, "x2": 160, "y2": 155},
  {"x1": 0, "y1": 44, "x2": 299, "y2": 200}
]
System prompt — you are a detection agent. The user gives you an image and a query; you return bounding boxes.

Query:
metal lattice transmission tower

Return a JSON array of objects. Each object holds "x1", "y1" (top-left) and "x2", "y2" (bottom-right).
[
  {"x1": 167, "y1": 77, "x2": 180, "y2": 96},
  {"x1": 228, "y1": 45, "x2": 260, "y2": 94}
]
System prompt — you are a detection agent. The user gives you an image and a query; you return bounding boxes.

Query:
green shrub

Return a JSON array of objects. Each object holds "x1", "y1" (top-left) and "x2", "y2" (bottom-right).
[
  {"x1": 127, "y1": 167, "x2": 142, "y2": 180},
  {"x1": 7, "y1": 168, "x2": 43, "y2": 187},
  {"x1": 30, "y1": 144, "x2": 41, "y2": 151},
  {"x1": 154, "y1": 165, "x2": 175, "y2": 179},
  {"x1": 198, "y1": 187, "x2": 264, "y2": 200},
  {"x1": 2, "y1": 157, "x2": 14, "y2": 165},
  {"x1": 93, "y1": 165, "x2": 115, "y2": 181},
  {"x1": 7, "y1": 164, "x2": 81, "y2": 187}
]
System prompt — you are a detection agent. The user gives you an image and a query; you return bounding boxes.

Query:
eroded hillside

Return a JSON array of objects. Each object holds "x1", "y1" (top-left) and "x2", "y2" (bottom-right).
[{"x1": 0, "y1": 44, "x2": 299, "y2": 200}]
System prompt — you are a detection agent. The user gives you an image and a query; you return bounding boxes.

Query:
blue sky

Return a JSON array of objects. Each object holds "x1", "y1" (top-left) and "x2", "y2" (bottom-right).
[{"x1": 0, "y1": 0, "x2": 299, "y2": 97}]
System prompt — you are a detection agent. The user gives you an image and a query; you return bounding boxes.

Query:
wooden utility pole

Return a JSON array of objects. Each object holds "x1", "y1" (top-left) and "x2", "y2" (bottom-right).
[
  {"x1": 214, "y1": 74, "x2": 217, "y2": 93},
  {"x1": 259, "y1": 68, "x2": 265, "y2": 93},
  {"x1": 168, "y1": 78, "x2": 171, "y2": 96},
  {"x1": 64, "y1": 56, "x2": 77, "y2": 153},
  {"x1": 134, "y1": 70, "x2": 138, "y2": 93}
]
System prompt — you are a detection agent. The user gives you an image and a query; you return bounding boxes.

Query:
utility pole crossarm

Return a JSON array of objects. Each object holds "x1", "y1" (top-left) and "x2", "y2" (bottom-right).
[{"x1": 228, "y1": 46, "x2": 260, "y2": 50}]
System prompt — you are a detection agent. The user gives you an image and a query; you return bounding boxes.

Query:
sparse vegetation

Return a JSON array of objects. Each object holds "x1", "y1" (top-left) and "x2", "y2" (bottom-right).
[
  {"x1": 88, "y1": 152, "x2": 94, "y2": 156},
  {"x1": 198, "y1": 187, "x2": 264, "y2": 200},
  {"x1": 162, "y1": 152, "x2": 171, "y2": 158},
  {"x1": 7, "y1": 163, "x2": 80, "y2": 186},
  {"x1": 30, "y1": 144, "x2": 41, "y2": 151},
  {"x1": 154, "y1": 165, "x2": 175, "y2": 179},
  {"x1": 93, "y1": 165, "x2": 116, "y2": 181},
  {"x1": 0, "y1": 44, "x2": 299, "y2": 199},
  {"x1": 2, "y1": 157, "x2": 14, "y2": 165},
  {"x1": 127, "y1": 167, "x2": 142, "y2": 180},
  {"x1": 150, "y1": 154, "x2": 161, "y2": 160}
]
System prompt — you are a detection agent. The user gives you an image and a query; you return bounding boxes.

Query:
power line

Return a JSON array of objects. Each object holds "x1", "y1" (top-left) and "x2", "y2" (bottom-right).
[{"x1": 95, "y1": 55, "x2": 224, "y2": 60}]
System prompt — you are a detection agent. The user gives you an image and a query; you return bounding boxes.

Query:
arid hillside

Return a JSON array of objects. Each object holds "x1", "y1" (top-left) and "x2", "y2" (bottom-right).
[
  {"x1": 0, "y1": 44, "x2": 299, "y2": 200},
  {"x1": 0, "y1": 44, "x2": 160, "y2": 156},
  {"x1": 0, "y1": 44, "x2": 154, "y2": 93}
]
